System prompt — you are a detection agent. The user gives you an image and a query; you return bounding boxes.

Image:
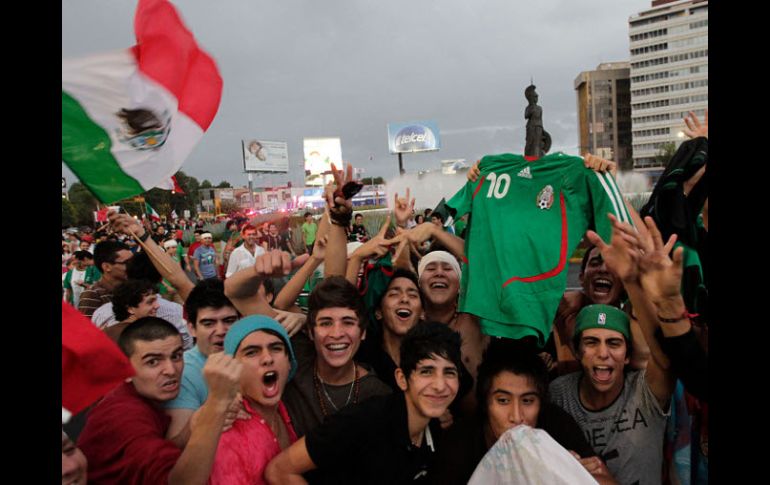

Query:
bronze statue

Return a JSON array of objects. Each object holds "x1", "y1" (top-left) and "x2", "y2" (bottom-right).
[{"x1": 524, "y1": 84, "x2": 551, "y2": 158}]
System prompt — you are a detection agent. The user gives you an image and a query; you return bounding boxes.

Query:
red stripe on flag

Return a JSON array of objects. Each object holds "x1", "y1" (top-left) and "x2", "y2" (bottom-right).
[
  {"x1": 62, "y1": 302, "x2": 134, "y2": 416},
  {"x1": 133, "y1": 0, "x2": 222, "y2": 130},
  {"x1": 524, "y1": 155, "x2": 539, "y2": 161},
  {"x1": 502, "y1": 192, "x2": 568, "y2": 287}
]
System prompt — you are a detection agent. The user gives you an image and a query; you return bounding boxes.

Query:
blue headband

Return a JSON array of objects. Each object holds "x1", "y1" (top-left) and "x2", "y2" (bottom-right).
[{"x1": 224, "y1": 315, "x2": 297, "y2": 380}]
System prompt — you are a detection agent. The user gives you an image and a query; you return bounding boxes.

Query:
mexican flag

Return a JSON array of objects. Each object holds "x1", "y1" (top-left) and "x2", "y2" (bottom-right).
[
  {"x1": 62, "y1": 0, "x2": 222, "y2": 204},
  {"x1": 146, "y1": 201, "x2": 161, "y2": 222}
]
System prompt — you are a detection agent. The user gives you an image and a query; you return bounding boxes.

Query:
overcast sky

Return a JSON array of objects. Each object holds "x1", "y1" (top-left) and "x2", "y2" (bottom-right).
[{"x1": 62, "y1": 0, "x2": 653, "y2": 190}]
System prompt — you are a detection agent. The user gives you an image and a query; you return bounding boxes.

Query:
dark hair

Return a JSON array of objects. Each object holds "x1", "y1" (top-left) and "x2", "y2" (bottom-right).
[
  {"x1": 118, "y1": 316, "x2": 180, "y2": 357},
  {"x1": 126, "y1": 250, "x2": 162, "y2": 284},
  {"x1": 580, "y1": 243, "x2": 597, "y2": 275},
  {"x1": 399, "y1": 321, "x2": 462, "y2": 379},
  {"x1": 93, "y1": 240, "x2": 130, "y2": 272},
  {"x1": 431, "y1": 212, "x2": 445, "y2": 223},
  {"x1": 377, "y1": 268, "x2": 423, "y2": 312},
  {"x1": 194, "y1": 229, "x2": 204, "y2": 235},
  {"x1": 304, "y1": 212, "x2": 313, "y2": 218},
  {"x1": 112, "y1": 280, "x2": 158, "y2": 321},
  {"x1": 241, "y1": 223, "x2": 257, "y2": 234},
  {"x1": 308, "y1": 276, "x2": 369, "y2": 332},
  {"x1": 185, "y1": 279, "x2": 237, "y2": 327},
  {"x1": 475, "y1": 347, "x2": 549, "y2": 422},
  {"x1": 424, "y1": 209, "x2": 432, "y2": 216},
  {"x1": 73, "y1": 250, "x2": 93, "y2": 261},
  {"x1": 354, "y1": 213, "x2": 363, "y2": 220},
  {"x1": 262, "y1": 278, "x2": 275, "y2": 304},
  {"x1": 415, "y1": 214, "x2": 425, "y2": 225}
]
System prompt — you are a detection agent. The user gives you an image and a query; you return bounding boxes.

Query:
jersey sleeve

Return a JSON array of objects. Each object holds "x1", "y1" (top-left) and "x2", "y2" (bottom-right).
[
  {"x1": 446, "y1": 181, "x2": 476, "y2": 219},
  {"x1": 585, "y1": 170, "x2": 633, "y2": 242}
]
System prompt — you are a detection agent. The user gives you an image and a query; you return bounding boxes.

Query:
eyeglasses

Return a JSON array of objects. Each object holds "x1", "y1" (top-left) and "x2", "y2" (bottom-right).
[{"x1": 112, "y1": 259, "x2": 131, "y2": 266}]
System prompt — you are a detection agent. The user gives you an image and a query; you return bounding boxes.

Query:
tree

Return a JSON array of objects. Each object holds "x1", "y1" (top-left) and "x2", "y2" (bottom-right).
[
  {"x1": 174, "y1": 170, "x2": 201, "y2": 217},
  {"x1": 200, "y1": 180, "x2": 213, "y2": 189},
  {"x1": 62, "y1": 197, "x2": 77, "y2": 228},
  {"x1": 216, "y1": 181, "x2": 232, "y2": 188},
  {"x1": 654, "y1": 142, "x2": 677, "y2": 168},
  {"x1": 68, "y1": 182, "x2": 99, "y2": 226},
  {"x1": 220, "y1": 200, "x2": 240, "y2": 215}
]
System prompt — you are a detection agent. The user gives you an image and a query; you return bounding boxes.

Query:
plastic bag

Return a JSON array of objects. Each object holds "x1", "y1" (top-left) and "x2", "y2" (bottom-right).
[{"x1": 468, "y1": 425, "x2": 597, "y2": 485}]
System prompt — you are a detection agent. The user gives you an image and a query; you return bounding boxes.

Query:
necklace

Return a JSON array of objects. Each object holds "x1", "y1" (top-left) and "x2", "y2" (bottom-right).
[{"x1": 313, "y1": 363, "x2": 360, "y2": 416}]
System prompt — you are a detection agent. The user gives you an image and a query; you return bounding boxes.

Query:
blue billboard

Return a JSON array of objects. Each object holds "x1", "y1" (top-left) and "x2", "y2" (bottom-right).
[{"x1": 387, "y1": 120, "x2": 441, "y2": 154}]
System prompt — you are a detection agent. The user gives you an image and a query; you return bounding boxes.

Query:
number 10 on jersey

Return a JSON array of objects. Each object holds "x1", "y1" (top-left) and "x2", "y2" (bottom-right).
[{"x1": 486, "y1": 173, "x2": 511, "y2": 199}]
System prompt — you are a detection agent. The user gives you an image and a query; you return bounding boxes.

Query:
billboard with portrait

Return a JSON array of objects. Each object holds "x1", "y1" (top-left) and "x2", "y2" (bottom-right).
[
  {"x1": 387, "y1": 120, "x2": 441, "y2": 154},
  {"x1": 303, "y1": 137, "x2": 342, "y2": 186},
  {"x1": 242, "y1": 139, "x2": 289, "y2": 173}
]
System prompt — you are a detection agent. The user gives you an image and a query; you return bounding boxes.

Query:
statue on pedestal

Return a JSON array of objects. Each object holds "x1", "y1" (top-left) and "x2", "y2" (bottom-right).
[{"x1": 524, "y1": 84, "x2": 552, "y2": 158}]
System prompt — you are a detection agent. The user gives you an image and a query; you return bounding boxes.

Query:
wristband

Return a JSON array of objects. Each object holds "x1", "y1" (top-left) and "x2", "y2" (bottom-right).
[
  {"x1": 657, "y1": 311, "x2": 698, "y2": 323},
  {"x1": 138, "y1": 231, "x2": 150, "y2": 243}
]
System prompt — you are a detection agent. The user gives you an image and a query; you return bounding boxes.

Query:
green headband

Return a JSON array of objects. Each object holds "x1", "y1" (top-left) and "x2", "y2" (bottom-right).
[{"x1": 574, "y1": 304, "x2": 630, "y2": 341}]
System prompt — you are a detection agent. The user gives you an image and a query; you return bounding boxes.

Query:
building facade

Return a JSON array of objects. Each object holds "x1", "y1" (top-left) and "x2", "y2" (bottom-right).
[
  {"x1": 574, "y1": 62, "x2": 633, "y2": 171},
  {"x1": 628, "y1": 0, "x2": 708, "y2": 176}
]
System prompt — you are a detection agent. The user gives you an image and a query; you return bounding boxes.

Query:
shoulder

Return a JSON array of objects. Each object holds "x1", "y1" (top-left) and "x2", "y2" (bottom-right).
[{"x1": 549, "y1": 372, "x2": 580, "y2": 396}]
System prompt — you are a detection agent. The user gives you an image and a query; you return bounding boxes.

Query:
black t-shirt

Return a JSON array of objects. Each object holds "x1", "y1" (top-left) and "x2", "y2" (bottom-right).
[
  {"x1": 431, "y1": 402, "x2": 596, "y2": 485},
  {"x1": 305, "y1": 393, "x2": 443, "y2": 484}
]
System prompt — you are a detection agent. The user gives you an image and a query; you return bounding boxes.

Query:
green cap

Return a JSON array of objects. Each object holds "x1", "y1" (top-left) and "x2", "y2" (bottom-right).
[{"x1": 574, "y1": 304, "x2": 630, "y2": 341}]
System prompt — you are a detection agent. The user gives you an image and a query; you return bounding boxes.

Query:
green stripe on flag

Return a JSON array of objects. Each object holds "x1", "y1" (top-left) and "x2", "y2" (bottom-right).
[{"x1": 62, "y1": 91, "x2": 144, "y2": 204}]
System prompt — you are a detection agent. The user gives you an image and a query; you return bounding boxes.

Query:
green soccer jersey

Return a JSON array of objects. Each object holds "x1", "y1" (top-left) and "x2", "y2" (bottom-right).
[{"x1": 447, "y1": 152, "x2": 631, "y2": 346}]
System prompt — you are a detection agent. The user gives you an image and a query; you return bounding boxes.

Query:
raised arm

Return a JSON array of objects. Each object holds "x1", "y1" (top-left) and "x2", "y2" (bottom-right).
[
  {"x1": 108, "y1": 211, "x2": 195, "y2": 301},
  {"x1": 345, "y1": 214, "x2": 395, "y2": 285},
  {"x1": 223, "y1": 251, "x2": 291, "y2": 317},
  {"x1": 273, "y1": 212, "x2": 330, "y2": 310},
  {"x1": 323, "y1": 163, "x2": 358, "y2": 277},
  {"x1": 391, "y1": 222, "x2": 466, "y2": 261},
  {"x1": 168, "y1": 353, "x2": 241, "y2": 485}
]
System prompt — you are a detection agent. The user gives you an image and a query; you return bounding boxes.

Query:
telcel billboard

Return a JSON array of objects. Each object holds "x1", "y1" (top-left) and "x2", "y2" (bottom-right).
[
  {"x1": 387, "y1": 120, "x2": 440, "y2": 154},
  {"x1": 243, "y1": 140, "x2": 289, "y2": 173},
  {"x1": 303, "y1": 137, "x2": 342, "y2": 186}
]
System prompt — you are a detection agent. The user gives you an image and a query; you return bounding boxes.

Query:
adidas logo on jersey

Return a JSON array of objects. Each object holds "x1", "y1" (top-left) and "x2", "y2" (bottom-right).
[{"x1": 517, "y1": 166, "x2": 532, "y2": 179}]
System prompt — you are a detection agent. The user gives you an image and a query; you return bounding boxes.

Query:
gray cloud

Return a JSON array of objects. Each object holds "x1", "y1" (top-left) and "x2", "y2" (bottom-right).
[{"x1": 63, "y1": 0, "x2": 650, "y2": 189}]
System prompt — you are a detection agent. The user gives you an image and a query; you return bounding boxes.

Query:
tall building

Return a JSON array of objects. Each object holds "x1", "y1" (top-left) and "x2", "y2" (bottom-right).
[
  {"x1": 574, "y1": 62, "x2": 633, "y2": 171},
  {"x1": 628, "y1": 0, "x2": 708, "y2": 177}
]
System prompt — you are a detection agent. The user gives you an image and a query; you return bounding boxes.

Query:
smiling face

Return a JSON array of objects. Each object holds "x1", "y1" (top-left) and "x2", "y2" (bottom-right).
[
  {"x1": 242, "y1": 228, "x2": 258, "y2": 248},
  {"x1": 310, "y1": 307, "x2": 365, "y2": 371},
  {"x1": 397, "y1": 355, "x2": 459, "y2": 420},
  {"x1": 486, "y1": 371, "x2": 541, "y2": 440},
  {"x1": 190, "y1": 306, "x2": 239, "y2": 356},
  {"x1": 129, "y1": 292, "x2": 160, "y2": 319},
  {"x1": 377, "y1": 277, "x2": 422, "y2": 337},
  {"x1": 578, "y1": 328, "x2": 629, "y2": 395},
  {"x1": 419, "y1": 261, "x2": 459, "y2": 308},
  {"x1": 128, "y1": 335, "x2": 184, "y2": 403},
  {"x1": 581, "y1": 247, "x2": 622, "y2": 305},
  {"x1": 236, "y1": 330, "x2": 291, "y2": 408}
]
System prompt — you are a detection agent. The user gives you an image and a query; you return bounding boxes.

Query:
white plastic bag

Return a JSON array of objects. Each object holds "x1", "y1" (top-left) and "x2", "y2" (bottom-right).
[{"x1": 468, "y1": 425, "x2": 598, "y2": 485}]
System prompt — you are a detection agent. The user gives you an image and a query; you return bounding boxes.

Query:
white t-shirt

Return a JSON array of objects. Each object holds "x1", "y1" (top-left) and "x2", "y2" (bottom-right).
[
  {"x1": 225, "y1": 243, "x2": 266, "y2": 278},
  {"x1": 91, "y1": 297, "x2": 194, "y2": 350},
  {"x1": 69, "y1": 268, "x2": 87, "y2": 307}
]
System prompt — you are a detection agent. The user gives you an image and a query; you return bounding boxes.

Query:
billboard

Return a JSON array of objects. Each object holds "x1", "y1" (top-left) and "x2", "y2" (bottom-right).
[
  {"x1": 303, "y1": 137, "x2": 342, "y2": 186},
  {"x1": 387, "y1": 120, "x2": 441, "y2": 154},
  {"x1": 242, "y1": 139, "x2": 289, "y2": 173}
]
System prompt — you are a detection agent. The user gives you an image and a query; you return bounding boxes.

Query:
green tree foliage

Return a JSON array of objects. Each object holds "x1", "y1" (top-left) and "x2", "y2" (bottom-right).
[
  {"x1": 62, "y1": 197, "x2": 77, "y2": 228},
  {"x1": 174, "y1": 170, "x2": 201, "y2": 217},
  {"x1": 68, "y1": 182, "x2": 99, "y2": 226},
  {"x1": 220, "y1": 200, "x2": 240, "y2": 215},
  {"x1": 654, "y1": 142, "x2": 678, "y2": 168},
  {"x1": 216, "y1": 181, "x2": 232, "y2": 188},
  {"x1": 200, "y1": 180, "x2": 213, "y2": 188}
]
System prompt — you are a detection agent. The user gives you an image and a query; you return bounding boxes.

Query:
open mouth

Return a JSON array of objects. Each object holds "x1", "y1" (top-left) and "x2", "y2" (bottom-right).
[
  {"x1": 263, "y1": 371, "x2": 280, "y2": 398},
  {"x1": 395, "y1": 309, "x2": 413, "y2": 319},
  {"x1": 211, "y1": 340, "x2": 224, "y2": 351},
  {"x1": 161, "y1": 379, "x2": 179, "y2": 392},
  {"x1": 429, "y1": 281, "x2": 448, "y2": 290},
  {"x1": 592, "y1": 278, "x2": 613, "y2": 294},
  {"x1": 592, "y1": 366, "x2": 613, "y2": 383}
]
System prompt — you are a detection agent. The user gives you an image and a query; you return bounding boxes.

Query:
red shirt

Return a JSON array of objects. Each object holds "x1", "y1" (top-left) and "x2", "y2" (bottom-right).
[
  {"x1": 78, "y1": 382, "x2": 181, "y2": 484},
  {"x1": 208, "y1": 399, "x2": 297, "y2": 485},
  {"x1": 188, "y1": 241, "x2": 202, "y2": 258}
]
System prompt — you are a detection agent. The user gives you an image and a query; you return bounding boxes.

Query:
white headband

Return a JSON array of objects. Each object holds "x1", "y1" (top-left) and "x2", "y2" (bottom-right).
[
  {"x1": 163, "y1": 240, "x2": 178, "y2": 249},
  {"x1": 418, "y1": 251, "x2": 461, "y2": 280},
  {"x1": 201, "y1": 232, "x2": 212, "y2": 239}
]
